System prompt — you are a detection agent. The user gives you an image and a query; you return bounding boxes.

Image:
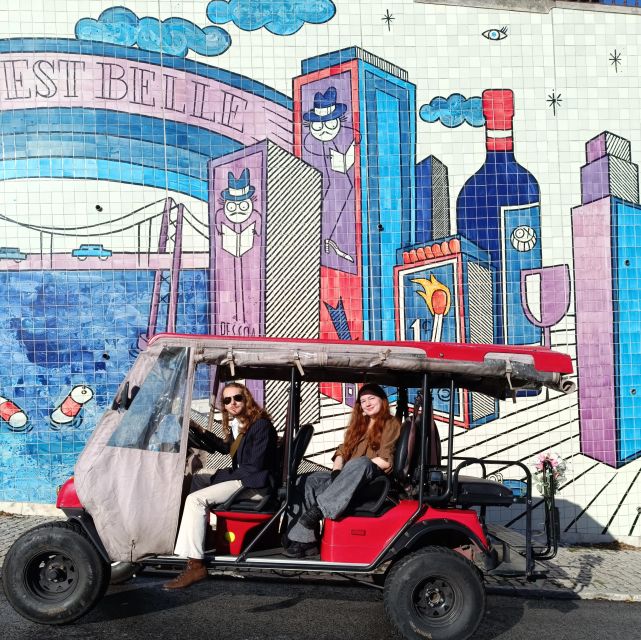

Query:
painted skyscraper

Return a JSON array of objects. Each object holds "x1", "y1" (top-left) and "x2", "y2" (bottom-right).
[
  {"x1": 293, "y1": 47, "x2": 416, "y2": 350},
  {"x1": 395, "y1": 235, "x2": 497, "y2": 429},
  {"x1": 572, "y1": 131, "x2": 641, "y2": 468},
  {"x1": 208, "y1": 140, "x2": 322, "y2": 423},
  {"x1": 416, "y1": 155, "x2": 450, "y2": 244}
]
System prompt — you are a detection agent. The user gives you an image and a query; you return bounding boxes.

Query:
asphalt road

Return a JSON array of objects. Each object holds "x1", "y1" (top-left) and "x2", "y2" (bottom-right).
[{"x1": 1, "y1": 571, "x2": 640, "y2": 640}]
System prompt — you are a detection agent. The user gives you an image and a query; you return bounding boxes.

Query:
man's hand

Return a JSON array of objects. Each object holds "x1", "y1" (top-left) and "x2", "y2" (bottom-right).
[{"x1": 189, "y1": 421, "x2": 205, "y2": 434}]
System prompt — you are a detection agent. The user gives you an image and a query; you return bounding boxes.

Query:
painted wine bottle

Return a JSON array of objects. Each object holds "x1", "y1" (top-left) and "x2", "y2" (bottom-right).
[{"x1": 456, "y1": 89, "x2": 542, "y2": 345}]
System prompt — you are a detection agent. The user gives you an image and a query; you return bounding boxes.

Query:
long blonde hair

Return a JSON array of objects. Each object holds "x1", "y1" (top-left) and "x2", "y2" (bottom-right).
[{"x1": 220, "y1": 383, "x2": 271, "y2": 439}]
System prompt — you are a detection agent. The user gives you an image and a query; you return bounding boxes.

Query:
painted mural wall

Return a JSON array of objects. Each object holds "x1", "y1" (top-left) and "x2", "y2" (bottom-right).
[{"x1": 0, "y1": 0, "x2": 640, "y2": 544}]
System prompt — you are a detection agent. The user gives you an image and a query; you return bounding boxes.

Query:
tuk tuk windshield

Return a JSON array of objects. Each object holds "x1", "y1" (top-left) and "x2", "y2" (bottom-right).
[{"x1": 108, "y1": 346, "x2": 189, "y2": 452}]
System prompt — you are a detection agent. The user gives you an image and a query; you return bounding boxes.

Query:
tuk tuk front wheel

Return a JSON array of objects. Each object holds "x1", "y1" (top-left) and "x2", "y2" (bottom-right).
[
  {"x1": 2, "y1": 520, "x2": 109, "y2": 625},
  {"x1": 384, "y1": 546, "x2": 486, "y2": 640}
]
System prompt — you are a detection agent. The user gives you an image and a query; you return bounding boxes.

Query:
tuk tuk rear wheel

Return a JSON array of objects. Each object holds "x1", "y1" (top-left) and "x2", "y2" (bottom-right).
[
  {"x1": 2, "y1": 520, "x2": 109, "y2": 625},
  {"x1": 384, "y1": 546, "x2": 486, "y2": 640}
]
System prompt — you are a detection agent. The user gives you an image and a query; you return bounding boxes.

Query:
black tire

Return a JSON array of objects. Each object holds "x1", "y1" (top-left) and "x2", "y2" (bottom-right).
[
  {"x1": 109, "y1": 562, "x2": 142, "y2": 585},
  {"x1": 384, "y1": 546, "x2": 486, "y2": 640},
  {"x1": 2, "y1": 520, "x2": 109, "y2": 625}
]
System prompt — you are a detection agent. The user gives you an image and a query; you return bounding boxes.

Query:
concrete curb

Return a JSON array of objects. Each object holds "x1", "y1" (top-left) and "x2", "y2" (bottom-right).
[{"x1": 487, "y1": 585, "x2": 641, "y2": 602}]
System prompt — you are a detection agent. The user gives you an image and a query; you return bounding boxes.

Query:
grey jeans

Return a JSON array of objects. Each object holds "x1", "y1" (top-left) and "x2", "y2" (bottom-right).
[{"x1": 288, "y1": 456, "x2": 381, "y2": 543}]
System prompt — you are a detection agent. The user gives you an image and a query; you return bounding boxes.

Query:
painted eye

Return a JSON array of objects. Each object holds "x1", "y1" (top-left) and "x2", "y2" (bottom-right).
[
  {"x1": 225, "y1": 202, "x2": 237, "y2": 214},
  {"x1": 482, "y1": 27, "x2": 508, "y2": 41},
  {"x1": 238, "y1": 201, "x2": 250, "y2": 212},
  {"x1": 326, "y1": 119, "x2": 339, "y2": 130},
  {"x1": 311, "y1": 122, "x2": 323, "y2": 132},
  {"x1": 510, "y1": 226, "x2": 537, "y2": 252}
]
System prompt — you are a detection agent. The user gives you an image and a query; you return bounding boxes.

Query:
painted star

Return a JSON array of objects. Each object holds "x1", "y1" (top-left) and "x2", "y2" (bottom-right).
[
  {"x1": 382, "y1": 10, "x2": 395, "y2": 31},
  {"x1": 610, "y1": 49, "x2": 622, "y2": 73},
  {"x1": 547, "y1": 91, "x2": 562, "y2": 116}
]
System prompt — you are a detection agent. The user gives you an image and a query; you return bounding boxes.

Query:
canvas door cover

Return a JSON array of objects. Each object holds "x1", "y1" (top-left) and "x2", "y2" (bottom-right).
[{"x1": 74, "y1": 344, "x2": 192, "y2": 562}]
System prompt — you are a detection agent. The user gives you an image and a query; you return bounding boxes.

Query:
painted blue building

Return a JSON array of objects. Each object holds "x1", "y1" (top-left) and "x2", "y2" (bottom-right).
[
  {"x1": 395, "y1": 234, "x2": 497, "y2": 429},
  {"x1": 300, "y1": 48, "x2": 417, "y2": 342},
  {"x1": 416, "y1": 155, "x2": 450, "y2": 244}
]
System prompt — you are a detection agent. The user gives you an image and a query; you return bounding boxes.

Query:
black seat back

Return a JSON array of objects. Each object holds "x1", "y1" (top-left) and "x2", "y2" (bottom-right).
[
  {"x1": 393, "y1": 397, "x2": 441, "y2": 486},
  {"x1": 392, "y1": 418, "x2": 416, "y2": 486},
  {"x1": 427, "y1": 410, "x2": 442, "y2": 468},
  {"x1": 289, "y1": 423, "x2": 314, "y2": 477},
  {"x1": 277, "y1": 423, "x2": 314, "y2": 502}
]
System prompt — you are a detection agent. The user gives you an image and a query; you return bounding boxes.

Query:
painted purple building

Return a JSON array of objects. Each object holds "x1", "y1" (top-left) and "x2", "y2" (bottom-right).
[
  {"x1": 572, "y1": 131, "x2": 641, "y2": 467},
  {"x1": 208, "y1": 139, "x2": 322, "y2": 422}
]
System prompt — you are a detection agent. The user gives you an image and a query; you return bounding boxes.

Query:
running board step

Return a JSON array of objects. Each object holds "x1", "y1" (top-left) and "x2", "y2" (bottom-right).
[
  {"x1": 485, "y1": 524, "x2": 548, "y2": 580},
  {"x1": 486, "y1": 524, "x2": 533, "y2": 578},
  {"x1": 487, "y1": 523, "x2": 527, "y2": 551},
  {"x1": 487, "y1": 540, "x2": 528, "y2": 577}
]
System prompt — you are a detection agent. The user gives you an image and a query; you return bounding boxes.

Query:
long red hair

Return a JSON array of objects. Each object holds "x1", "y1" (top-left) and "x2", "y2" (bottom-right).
[
  {"x1": 341, "y1": 397, "x2": 394, "y2": 462},
  {"x1": 220, "y1": 383, "x2": 271, "y2": 439}
]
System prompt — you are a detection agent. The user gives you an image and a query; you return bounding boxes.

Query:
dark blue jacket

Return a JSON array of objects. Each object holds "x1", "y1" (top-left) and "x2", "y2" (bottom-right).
[{"x1": 212, "y1": 418, "x2": 278, "y2": 489}]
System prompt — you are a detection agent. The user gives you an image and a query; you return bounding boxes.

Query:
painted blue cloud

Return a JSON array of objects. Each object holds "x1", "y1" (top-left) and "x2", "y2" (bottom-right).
[
  {"x1": 419, "y1": 94, "x2": 485, "y2": 128},
  {"x1": 75, "y1": 6, "x2": 231, "y2": 57},
  {"x1": 207, "y1": 0, "x2": 336, "y2": 36}
]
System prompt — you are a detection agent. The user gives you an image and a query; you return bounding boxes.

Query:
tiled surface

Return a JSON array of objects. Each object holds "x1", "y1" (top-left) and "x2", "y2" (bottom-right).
[{"x1": 1, "y1": 0, "x2": 641, "y2": 547}]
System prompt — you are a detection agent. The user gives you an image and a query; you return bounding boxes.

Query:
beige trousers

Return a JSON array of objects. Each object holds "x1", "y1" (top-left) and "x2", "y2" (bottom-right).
[{"x1": 174, "y1": 473, "x2": 261, "y2": 559}]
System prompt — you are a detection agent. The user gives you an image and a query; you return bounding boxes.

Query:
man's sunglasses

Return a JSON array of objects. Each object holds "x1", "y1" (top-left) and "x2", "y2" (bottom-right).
[{"x1": 222, "y1": 393, "x2": 244, "y2": 405}]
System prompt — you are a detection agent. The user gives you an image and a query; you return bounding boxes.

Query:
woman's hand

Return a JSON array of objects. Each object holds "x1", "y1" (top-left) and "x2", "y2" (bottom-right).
[
  {"x1": 332, "y1": 455, "x2": 344, "y2": 472},
  {"x1": 371, "y1": 457, "x2": 391, "y2": 473}
]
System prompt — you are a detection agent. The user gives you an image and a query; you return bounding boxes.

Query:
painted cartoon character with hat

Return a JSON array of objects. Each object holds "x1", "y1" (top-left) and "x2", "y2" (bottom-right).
[
  {"x1": 215, "y1": 167, "x2": 262, "y2": 324},
  {"x1": 217, "y1": 168, "x2": 260, "y2": 255},
  {"x1": 303, "y1": 85, "x2": 357, "y2": 267}
]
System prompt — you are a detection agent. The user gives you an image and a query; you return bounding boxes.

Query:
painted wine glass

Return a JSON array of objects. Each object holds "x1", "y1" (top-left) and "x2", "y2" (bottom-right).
[{"x1": 520, "y1": 265, "x2": 571, "y2": 348}]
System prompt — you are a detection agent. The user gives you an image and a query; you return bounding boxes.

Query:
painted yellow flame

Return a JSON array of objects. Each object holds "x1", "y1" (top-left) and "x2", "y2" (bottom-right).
[{"x1": 411, "y1": 275, "x2": 451, "y2": 316}]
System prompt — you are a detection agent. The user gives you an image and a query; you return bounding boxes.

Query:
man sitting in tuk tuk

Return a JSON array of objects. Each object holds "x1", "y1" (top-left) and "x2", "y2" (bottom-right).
[{"x1": 163, "y1": 382, "x2": 278, "y2": 589}]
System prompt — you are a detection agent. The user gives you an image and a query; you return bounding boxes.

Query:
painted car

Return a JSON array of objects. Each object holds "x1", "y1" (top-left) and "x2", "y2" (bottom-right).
[
  {"x1": 0, "y1": 247, "x2": 27, "y2": 263},
  {"x1": 72, "y1": 244, "x2": 112, "y2": 261}
]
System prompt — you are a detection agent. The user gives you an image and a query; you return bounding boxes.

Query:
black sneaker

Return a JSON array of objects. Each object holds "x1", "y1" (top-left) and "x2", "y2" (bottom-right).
[
  {"x1": 283, "y1": 541, "x2": 319, "y2": 558},
  {"x1": 298, "y1": 506, "x2": 323, "y2": 530}
]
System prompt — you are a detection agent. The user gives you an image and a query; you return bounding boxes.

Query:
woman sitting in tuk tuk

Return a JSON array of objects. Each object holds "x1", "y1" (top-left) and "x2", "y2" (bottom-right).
[
  {"x1": 285, "y1": 383, "x2": 401, "y2": 558},
  {"x1": 163, "y1": 382, "x2": 277, "y2": 589}
]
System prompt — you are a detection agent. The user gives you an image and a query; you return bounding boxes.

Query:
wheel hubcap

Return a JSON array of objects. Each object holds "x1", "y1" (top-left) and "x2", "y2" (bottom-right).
[
  {"x1": 26, "y1": 552, "x2": 78, "y2": 599},
  {"x1": 414, "y1": 577, "x2": 455, "y2": 619},
  {"x1": 45, "y1": 564, "x2": 66, "y2": 582},
  {"x1": 426, "y1": 586, "x2": 445, "y2": 607}
]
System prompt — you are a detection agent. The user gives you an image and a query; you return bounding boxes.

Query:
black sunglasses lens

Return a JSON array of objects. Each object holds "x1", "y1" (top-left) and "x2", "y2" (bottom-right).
[{"x1": 223, "y1": 393, "x2": 244, "y2": 405}]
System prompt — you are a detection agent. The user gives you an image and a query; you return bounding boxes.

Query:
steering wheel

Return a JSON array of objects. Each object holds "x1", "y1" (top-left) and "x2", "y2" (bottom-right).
[
  {"x1": 188, "y1": 425, "x2": 212, "y2": 451},
  {"x1": 187, "y1": 425, "x2": 227, "y2": 454}
]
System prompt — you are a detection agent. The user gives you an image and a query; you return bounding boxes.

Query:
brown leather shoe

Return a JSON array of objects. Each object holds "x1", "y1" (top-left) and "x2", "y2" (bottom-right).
[{"x1": 162, "y1": 558, "x2": 208, "y2": 590}]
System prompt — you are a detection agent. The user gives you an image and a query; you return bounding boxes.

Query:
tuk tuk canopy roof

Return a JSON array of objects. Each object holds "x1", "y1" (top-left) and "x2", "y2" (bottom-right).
[
  {"x1": 149, "y1": 334, "x2": 575, "y2": 399},
  {"x1": 73, "y1": 335, "x2": 575, "y2": 562}
]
